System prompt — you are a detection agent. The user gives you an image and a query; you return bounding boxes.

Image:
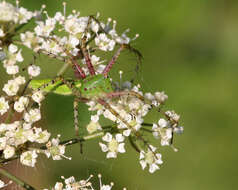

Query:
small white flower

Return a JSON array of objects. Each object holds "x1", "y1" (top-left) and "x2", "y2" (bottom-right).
[
  {"x1": 0, "y1": 29, "x2": 5, "y2": 37},
  {"x1": 3, "y1": 80, "x2": 19, "y2": 96},
  {"x1": 3, "y1": 44, "x2": 23, "y2": 69},
  {"x1": 12, "y1": 127, "x2": 34, "y2": 146},
  {"x1": 45, "y1": 136, "x2": 68, "y2": 160},
  {"x1": 91, "y1": 20, "x2": 99, "y2": 33},
  {"x1": 87, "y1": 115, "x2": 102, "y2": 134},
  {"x1": 20, "y1": 31, "x2": 40, "y2": 50},
  {"x1": 158, "y1": 118, "x2": 168, "y2": 128},
  {"x1": 23, "y1": 122, "x2": 32, "y2": 130},
  {"x1": 14, "y1": 96, "x2": 29, "y2": 113},
  {"x1": 68, "y1": 35, "x2": 79, "y2": 47},
  {"x1": 34, "y1": 18, "x2": 56, "y2": 37},
  {"x1": 165, "y1": 110, "x2": 180, "y2": 122},
  {"x1": 28, "y1": 65, "x2": 41, "y2": 77},
  {"x1": 0, "y1": 1, "x2": 17, "y2": 22},
  {"x1": 20, "y1": 150, "x2": 38, "y2": 167},
  {"x1": 14, "y1": 75, "x2": 26, "y2": 85},
  {"x1": 154, "y1": 91, "x2": 168, "y2": 103},
  {"x1": 4, "y1": 121, "x2": 19, "y2": 131},
  {"x1": 95, "y1": 33, "x2": 115, "y2": 51},
  {"x1": 32, "y1": 91, "x2": 44, "y2": 103},
  {"x1": 17, "y1": 7, "x2": 33, "y2": 24},
  {"x1": 9, "y1": 44, "x2": 18, "y2": 54},
  {"x1": 14, "y1": 101, "x2": 25, "y2": 113},
  {"x1": 64, "y1": 16, "x2": 88, "y2": 35},
  {"x1": 41, "y1": 39, "x2": 62, "y2": 55},
  {"x1": 99, "y1": 133, "x2": 125, "y2": 158},
  {"x1": 54, "y1": 11, "x2": 64, "y2": 22},
  {"x1": 54, "y1": 182, "x2": 63, "y2": 190},
  {"x1": 3, "y1": 145, "x2": 15, "y2": 159},
  {"x1": 0, "y1": 97, "x2": 9, "y2": 115},
  {"x1": 152, "y1": 119, "x2": 173, "y2": 146},
  {"x1": 24, "y1": 108, "x2": 41, "y2": 123},
  {"x1": 0, "y1": 137, "x2": 7, "y2": 151},
  {"x1": 145, "y1": 93, "x2": 155, "y2": 101},
  {"x1": 139, "y1": 146, "x2": 163, "y2": 173},
  {"x1": 6, "y1": 65, "x2": 19, "y2": 75},
  {"x1": 34, "y1": 128, "x2": 51, "y2": 143}
]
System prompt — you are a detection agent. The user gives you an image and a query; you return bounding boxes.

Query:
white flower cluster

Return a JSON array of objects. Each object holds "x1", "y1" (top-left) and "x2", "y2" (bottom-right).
[
  {"x1": 0, "y1": 120, "x2": 69, "y2": 167},
  {"x1": 14, "y1": 2, "x2": 139, "y2": 76},
  {"x1": 0, "y1": 0, "x2": 34, "y2": 53},
  {"x1": 0, "y1": 0, "x2": 184, "y2": 181},
  {"x1": 86, "y1": 84, "x2": 183, "y2": 173},
  {"x1": 0, "y1": 1, "x2": 70, "y2": 168},
  {"x1": 45, "y1": 174, "x2": 126, "y2": 190},
  {"x1": 0, "y1": 1, "x2": 33, "y2": 24}
]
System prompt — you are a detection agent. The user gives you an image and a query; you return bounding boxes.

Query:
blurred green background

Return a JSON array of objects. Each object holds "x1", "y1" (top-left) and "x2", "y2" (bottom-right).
[{"x1": 1, "y1": 0, "x2": 238, "y2": 189}]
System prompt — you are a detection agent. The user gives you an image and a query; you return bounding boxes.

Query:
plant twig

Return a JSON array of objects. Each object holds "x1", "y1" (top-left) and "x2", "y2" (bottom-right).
[
  {"x1": 0, "y1": 131, "x2": 106, "y2": 164},
  {"x1": 0, "y1": 167, "x2": 36, "y2": 190}
]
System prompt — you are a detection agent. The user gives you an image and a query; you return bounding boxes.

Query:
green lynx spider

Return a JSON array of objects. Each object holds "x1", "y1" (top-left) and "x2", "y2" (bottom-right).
[{"x1": 29, "y1": 16, "x2": 154, "y2": 153}]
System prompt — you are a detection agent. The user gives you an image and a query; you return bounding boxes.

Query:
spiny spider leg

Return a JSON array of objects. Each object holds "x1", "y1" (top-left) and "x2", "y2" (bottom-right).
[
  {"x1": 106, "y1": 91, "x2": 145, "y2": 102},
  {"x1": 38, "y1": 35, "x2": 87, "y2": 79},
  {"x1": 102, "y1": 45, "x2": 125, "y2": 77},
  {"x1": 81, "y1": 39, "x2": 96, "y2": 76},
  {"x1": 80, "y1": 16, "x2": 96, "y2": 76},
  {"x1": 72, "y1": 58, "x2": 86, "y2": 79},
  {"x1": 33, "y1": 76, "x2": 85, "y2": 138},
  {"x1": 73, "y1": 97, "x2": 79, "y2": 136},
  {"x1": 34, "y1": 76, "x2": 63, "y2": 92},
  {"x1": 82, "y1": 15, "x2": 143, "y2": 79}
]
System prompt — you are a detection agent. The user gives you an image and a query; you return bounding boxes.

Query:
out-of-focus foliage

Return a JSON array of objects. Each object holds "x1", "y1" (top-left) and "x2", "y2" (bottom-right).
[{"x1": 1, "y1": 0, "x2": 237, "y2": 189}]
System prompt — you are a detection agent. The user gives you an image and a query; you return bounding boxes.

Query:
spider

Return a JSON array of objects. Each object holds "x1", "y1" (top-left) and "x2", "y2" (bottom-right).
[
  {"x1": 30, "y1": 43, "x2": 146, "y2": 136},
  {"x1": 28, "y1": 16, "x2": 161, "y2": 155}
]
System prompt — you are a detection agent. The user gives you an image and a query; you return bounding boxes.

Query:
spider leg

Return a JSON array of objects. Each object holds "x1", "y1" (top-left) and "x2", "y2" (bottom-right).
[
  {"x1": 32, "y1": 77, "x2": 83, "y2": 135},
  {"x1": 125, "y1": 44, "x2": 143, "y2": 84},
  {"x1": 105, "y1": 91, "x2": 145, "y2": 102},
  {"x1": 73, "y1": 97, "x2": 79, "y2": 136},
  {"x1": 72, "y1": 58, "x2": 86, "y2": 79},
  {"x1": 37, "y1": 36, "x2": 86, "y2": 79},
  {"x1": 80, "y1": 40, "x2": 96, "y2": 76},
  {"x1": 34, "y1": 76, "x2": 64, "y2": 92},
  {"x1": 80, "y1": 16, "x2": 96, "y2": 76},
  {"x1": 102, "y1": 45, "x2": 125, "y2": 77}
]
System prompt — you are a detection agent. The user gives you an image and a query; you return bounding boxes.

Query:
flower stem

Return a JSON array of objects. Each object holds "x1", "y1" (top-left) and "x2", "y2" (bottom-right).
[{"x1": 0, "y1": 167, "x2": 36, "y2": 190}]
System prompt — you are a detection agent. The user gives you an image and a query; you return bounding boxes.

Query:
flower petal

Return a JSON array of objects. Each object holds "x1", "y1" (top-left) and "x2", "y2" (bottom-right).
[{"x1": 99, "y1": 143, "x2": 108, "y2": 152}]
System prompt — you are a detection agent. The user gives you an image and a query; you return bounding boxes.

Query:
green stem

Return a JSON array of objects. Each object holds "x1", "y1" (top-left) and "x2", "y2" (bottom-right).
[{"x1": 0, "y1": 167, "x2": 36, "y2": 190}]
